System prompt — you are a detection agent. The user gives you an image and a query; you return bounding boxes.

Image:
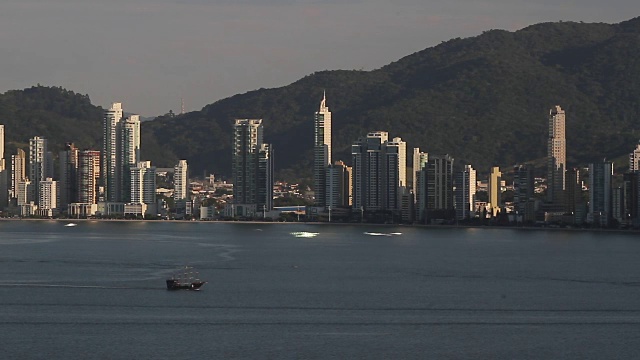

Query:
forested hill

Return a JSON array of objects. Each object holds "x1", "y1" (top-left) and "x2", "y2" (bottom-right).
[
  {"x1": 3, "y1": 17, "x2": 640, "y2": 181},
  {"x1": 0, "y1": 86, "x2": 103, "y2": 154},
  {"x1": 142, "y1": 17, "x2": 640, "y2": 179}
]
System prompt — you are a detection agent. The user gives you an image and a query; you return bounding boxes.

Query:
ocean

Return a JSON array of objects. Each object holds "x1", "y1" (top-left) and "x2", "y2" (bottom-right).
[{"x1": 1, "y1": 220, "x2": 639, "y2": 359}]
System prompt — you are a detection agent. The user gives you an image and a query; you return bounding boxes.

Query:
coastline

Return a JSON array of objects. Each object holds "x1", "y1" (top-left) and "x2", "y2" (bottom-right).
[{"x1": 1, "y1": 217, "x2": 638, "y2": 234}]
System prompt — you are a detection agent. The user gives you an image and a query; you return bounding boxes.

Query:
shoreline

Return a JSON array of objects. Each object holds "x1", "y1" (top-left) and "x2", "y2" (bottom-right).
[{"x1": 1, "y1": 217, "x2": 638, "y2": 234}]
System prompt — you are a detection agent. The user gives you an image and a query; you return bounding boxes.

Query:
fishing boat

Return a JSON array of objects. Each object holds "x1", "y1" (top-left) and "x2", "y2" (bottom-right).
[{"x1": 166, "y1": 266, "x2": 207, "y2": 291}]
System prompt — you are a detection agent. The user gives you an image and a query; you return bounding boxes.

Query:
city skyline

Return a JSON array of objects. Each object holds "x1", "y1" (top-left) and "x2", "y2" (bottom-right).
[{"x1": 1, "y1": 1, "x2": 637, "y2": 115}]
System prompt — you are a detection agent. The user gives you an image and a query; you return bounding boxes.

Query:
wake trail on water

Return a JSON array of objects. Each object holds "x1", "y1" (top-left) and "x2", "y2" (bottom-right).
[{"x1": 0, "y1": 283, "x2": 162, "y2": 290}]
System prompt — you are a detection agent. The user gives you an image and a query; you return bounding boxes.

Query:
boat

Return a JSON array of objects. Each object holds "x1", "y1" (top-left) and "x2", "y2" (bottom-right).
[
  {"x1": 166, "y1": 266, "x2": 207, "y2": 291},
  {"x1": 64, "y1": 223, "x2": 77, "y2": 227}
]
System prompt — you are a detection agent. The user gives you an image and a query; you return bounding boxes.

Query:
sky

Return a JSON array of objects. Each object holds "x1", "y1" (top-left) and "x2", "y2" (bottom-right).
[{"x1": 1, "y1": 0, "x2": 637, "y2": 116}]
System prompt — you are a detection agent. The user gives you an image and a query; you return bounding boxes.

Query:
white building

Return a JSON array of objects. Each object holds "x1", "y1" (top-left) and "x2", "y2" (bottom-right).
[
  {"x1": 130, "y1": 161, "x2": 156, "y2": 205},
  {"x1": 38, "y1": 177, "x2": 58, "y2": 216},
  {"x1": 174, "y1": 160, "x2": 189, "y2": 201},
  {"x1": 102, "y1": 102, "x2": 124, "y2": 202},
  {"x1": 10, "y1": 148, "x2": 26, "y2": 205}
]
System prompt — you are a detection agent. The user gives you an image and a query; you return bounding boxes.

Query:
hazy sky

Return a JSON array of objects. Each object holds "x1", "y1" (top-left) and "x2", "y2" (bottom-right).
[{"x1": 1, "y1": 0, "x2": 637, "y2": 115}]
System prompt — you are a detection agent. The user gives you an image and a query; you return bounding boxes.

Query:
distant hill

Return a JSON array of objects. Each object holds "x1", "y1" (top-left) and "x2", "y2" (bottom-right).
[
  {"x1": 139, "y1": 17, "x2": 640, "y2": 179},
  {"x1": 0, "y1": 86, "x2": 103, "y2": 155},
  {"x1": 3, "y1": 17, "x2": 640, "y2": 181}
]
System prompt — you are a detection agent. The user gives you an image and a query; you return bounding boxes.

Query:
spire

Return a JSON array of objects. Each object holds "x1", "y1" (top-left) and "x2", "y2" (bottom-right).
[{"x1": 320, "y1": 90, "x2": 327, "y2": 111}]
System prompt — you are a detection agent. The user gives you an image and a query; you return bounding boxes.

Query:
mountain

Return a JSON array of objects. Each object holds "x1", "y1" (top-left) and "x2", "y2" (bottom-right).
[
  {"x1": 2, "y1": 18, "x2": 640, "y2": 181},
  {"x1": 141, "y1": 17, "x2": 640, "y2": 179},
  {"x1": 0, "y1": 86, "x2": 103, "y2": 154}
]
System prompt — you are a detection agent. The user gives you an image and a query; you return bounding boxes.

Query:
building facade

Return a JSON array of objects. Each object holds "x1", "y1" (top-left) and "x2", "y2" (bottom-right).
[
  {"x1": 78, "y1": 150, "x2": 101, "y2": 205},
  {"x1": 313, "y1": 93, "x2": 332, "y2": 207},
  {"x1": 173, "y1": 160, "x2": 189, "y2": 201},
  {"x1": 232, "y1": 119, "x2": 274, "y2": 214},
  {"x1": 547, "y1": 105, "x2": 566, "y2": 207},
  {"x1": 29, "y1": 136, "x2": 48, "y2": 204},
  {"x1": 454, "y1": 165, "x2": 477, "y2": 220},
  {"x1": 102, "y1": 102, "x2": 123, "y2": 202},
  {"x1": 59, "y1": 142, "x2": 79, "y2": 211}
]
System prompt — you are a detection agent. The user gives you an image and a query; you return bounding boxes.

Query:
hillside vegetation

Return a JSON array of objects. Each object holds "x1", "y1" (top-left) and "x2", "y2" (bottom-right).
[{"x1": 2, "y1": 17, "x2": 640, "y2": 180}]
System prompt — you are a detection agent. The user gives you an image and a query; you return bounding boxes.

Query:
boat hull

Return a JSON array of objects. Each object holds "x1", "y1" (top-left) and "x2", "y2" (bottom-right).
[{"x1": 166, "y1": 279, "x2": 206, "y2": 291}]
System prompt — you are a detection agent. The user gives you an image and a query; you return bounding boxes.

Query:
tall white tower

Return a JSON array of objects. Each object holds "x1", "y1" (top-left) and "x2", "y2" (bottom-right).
[
  {"x1": 119, "y1": 114, "x2": 141, "y2": 202},
  {"x1": 313, "y1": 92, "x2": 332, "y2": 207},
  {"x1": 174, "y1": 160, "x2": 189, "y2": 201},
  {"x1": 547, "y1": 105, "x2": 566, "y2": 205},
  {"x1": 103, "y1": 102, "x2": 123, "y2": 202}
]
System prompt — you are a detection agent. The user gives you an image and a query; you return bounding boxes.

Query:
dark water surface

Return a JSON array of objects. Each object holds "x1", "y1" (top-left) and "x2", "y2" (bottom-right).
[{"x1": 1, "y1": 221, "x2": 640, "y2": 359}]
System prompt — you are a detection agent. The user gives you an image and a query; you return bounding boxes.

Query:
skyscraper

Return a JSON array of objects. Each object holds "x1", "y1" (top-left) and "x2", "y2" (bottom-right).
[
  {"x1": 488, "y1": 166, "x2": 502, "y2": 216},
  {"x1": 455, "y1": 165, "x2": 477, "y2": 220},
  {"x1": 383, "y1": 137, "x2": 407, "y2": 211},
  {"x1": 232, "y1": 119, "x2": 274, "y2": 214},
  {"x1": 326, "y1": 160, "x2": 352, "y2": 208},
  {"x1": 313, "y1": 92, "x2": 331, "y2": 207},
  {"x1": 120, "y1": 114, "x2": 141, "y2": 202},
  {"x1": 174, "y1": 160, "x2": 189, "y2": 201},
  {"x1": 10, "y1": 149, "x2": 26, "y2": 205},
  {"x1": 418, "y1": 154, "x2": 454, "y2": 223},
  {"x1": 29, "y1": 136, "x2": 48, "y2": 204},
  {"x1": 102, "y1": 102, "x2": 123, "y2": 202},
  {"x1": 351, "y1": 131, "x2": 388, "y2": 211},
  {"x1": 513, "y1": 165, "x2": 535, "y2": 222},
  {"x1": 0, "y1": 124, "x2": 7, "y2": 208},
  {"x1": 547, "y1": 105, "x2": 566, "y2": 206},
  {"x1": 78, "y1": 150, "x2": 101, "y2": 204},
  {"x1": 412, "y1": 148, "x2": 428, "y2": 194},
  {"x1": 589, "y1": 160, "x2": 613, "y2": 226},
  {"x1": 59, "y1": 143, "x2": 79, "y2": 211}
]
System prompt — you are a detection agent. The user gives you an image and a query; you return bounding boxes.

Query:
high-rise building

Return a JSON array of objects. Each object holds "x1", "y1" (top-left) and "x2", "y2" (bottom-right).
[
  {"x1": 622, "y1": 172, "x2": 639, "y2": 224},
  {"x1": 10, "y1": 149, "x2": 26, "y2": 205},
  {"x1": 351, "y1": 131, "x2": 388, "y2": 211},
  {"x1": 102, "y1": 102, "x2": 123, "y2": 202},
  {"x1": 513, "y1": 165, "x2": 536, "y2": 222},
  {"x1": 0, "y1": 124, "x2": 7, "y2": 208},
  {"x1": 547, "y1": 105, "x2": 566, "y2": 206},
  {"x1": 417, "y1": 154, "x2": 454, "y2": 223},
  {"x1": 130, "y1": 161, "x2": 156, "y2": 205},
  {"x1": 78, "y1": 150, "x2": 101, "y2": 204},
  {"x1": 488, "y1": 166, "x2": 502, "y2": 216},
  {"x1": 412, "y1": 148, "x2": 428, "y2": 194},
  {"x1": 383, "y1": 137, "x2": 407, "y2": 212},
  {"x1": 38, "y1": 178, "x2": 58, "y2": 216},
  {"x1": 16, "y1": 179, "x2": 32, "y2": 206},
  {"x1": 59, "y1": 143, "x2": 79, "y2": 211},
  {"x1": 174, "y1": 160, "x2": 189, "y2": 201},
  {"x1": 326, "y1": 160, "x2": 352, "y2": 208},
  {"x1": 455, "y1": 165, "x2": 477, "y2": 220},
  {"x1": 588, "y1": 160, "x2": 613, "y2": 226},
  {"x1": 119, "y1": 115, "x2": 141, "y2": 202},
  {"x1": 232, "y1": 119, "x2": 274, "y2": 213},
  {"x1": 629, "y1": 141, "x2": 640, "y2": 172},
  {"x1": 29, "y1": 136, "x2": 48, "y2": 204},
  {"x1": 313, "y1": 92, "x2": 331, "y2": 207}
]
